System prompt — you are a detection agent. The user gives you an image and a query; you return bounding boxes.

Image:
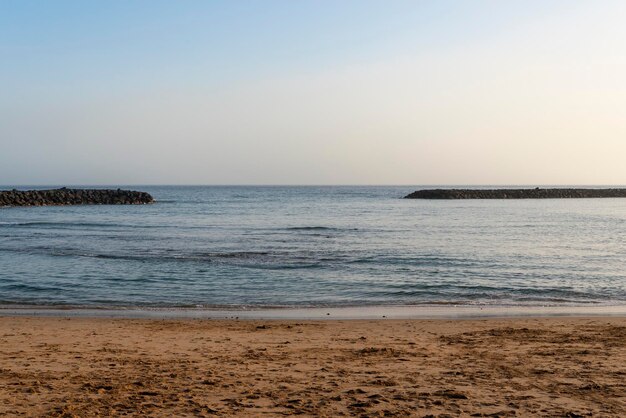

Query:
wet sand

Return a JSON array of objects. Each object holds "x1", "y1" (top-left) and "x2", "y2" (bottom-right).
[{"x1": 1, "y1": 316, "x2": 624, "y2": 417}]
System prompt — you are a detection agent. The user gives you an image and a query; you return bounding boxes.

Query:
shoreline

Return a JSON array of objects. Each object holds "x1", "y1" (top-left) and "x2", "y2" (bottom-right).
[{"x1": 2, "y1": 303, "x2": 626, "y2": 320}]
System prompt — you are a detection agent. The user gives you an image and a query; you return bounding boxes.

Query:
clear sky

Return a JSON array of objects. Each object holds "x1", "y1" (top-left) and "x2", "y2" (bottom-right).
[{"x1": 1, "y1": 0, "x2": 625, "y2": 185}]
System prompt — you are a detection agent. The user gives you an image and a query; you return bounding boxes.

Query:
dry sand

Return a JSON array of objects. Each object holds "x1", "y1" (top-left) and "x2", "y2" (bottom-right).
[{"x1": 0, "y1": 316, "x2": 624, "y2": 417}]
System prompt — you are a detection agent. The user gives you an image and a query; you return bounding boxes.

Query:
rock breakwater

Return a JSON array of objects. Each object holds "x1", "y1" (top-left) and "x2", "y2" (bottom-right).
[
  {"x1": 404, "y1": 188, "x2": 626, "y2": 199},
  {"x1": 0, "y1": 188, "x2": 154, "y2": 207}
]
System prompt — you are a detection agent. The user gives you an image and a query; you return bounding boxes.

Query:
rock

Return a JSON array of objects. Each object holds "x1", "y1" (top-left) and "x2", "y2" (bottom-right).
[
  {"x1": 404, "y1": 188, "x2": 626, "y2": 199},
  {"x1": 0, "y1": 188, "x2": 154, "y2": 207}
]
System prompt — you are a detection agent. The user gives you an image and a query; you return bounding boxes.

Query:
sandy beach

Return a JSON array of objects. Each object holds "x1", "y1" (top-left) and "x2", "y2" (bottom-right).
[{"x1": 0, "y1": 316, "x2": 624, "y2": 417}]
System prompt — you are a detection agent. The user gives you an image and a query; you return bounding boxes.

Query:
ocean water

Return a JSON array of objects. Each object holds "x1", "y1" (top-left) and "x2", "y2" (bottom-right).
[{"x1": 1, "y1": 186, "x2": 625, "y2": 309}]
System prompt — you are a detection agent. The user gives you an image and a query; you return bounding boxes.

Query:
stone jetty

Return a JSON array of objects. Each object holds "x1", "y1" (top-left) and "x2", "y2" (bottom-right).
[
  {"x1": 0, "y1": 188, "x2": 154, "y2": 207},
  {"x1": 404, "y1": 188, "x2": 626, "y2": 199}
]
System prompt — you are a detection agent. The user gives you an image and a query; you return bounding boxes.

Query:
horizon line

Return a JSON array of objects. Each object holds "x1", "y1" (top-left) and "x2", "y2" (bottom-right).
[{"x1": 3, "y1": 184, "x2": 626, "y2": 188}]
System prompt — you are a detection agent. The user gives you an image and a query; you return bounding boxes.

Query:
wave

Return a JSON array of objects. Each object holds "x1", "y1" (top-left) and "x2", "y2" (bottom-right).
[
  {"x1": 0, "y1": 221, "x2": 131, "y2": 228},
  {"x1": 0, "y1": 221, "x2": 175, "y2": 230},
  {"x1": 286, "y1": 226, "x2": 358, "y2": 231},
  {"x1": 202, "y1": 251, "x2": 270, "y2": 259},
  {"x1": 0, "y1": 246, "x2": 334, "y2": 272},
  {"x1": 0, "y1": 247, "x2": 284, "y2": 264},
  {"x1": 348, "y1": 255, "x2": 482, "y2": 268},
  {"x1": 287, "y1": 226, "x2": 337, "y2": 231},
  {"x1": 0, "y1": 283, "x2": 58, "y2": 292},
  {"x1": 2, "y1": 222, "x2": 362, "y2": 234}
]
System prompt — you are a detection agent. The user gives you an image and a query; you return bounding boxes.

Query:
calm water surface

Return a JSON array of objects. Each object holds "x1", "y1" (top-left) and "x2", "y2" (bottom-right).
[{"x1": 1, "y1": 186, "x2": 625, "y2": 308}]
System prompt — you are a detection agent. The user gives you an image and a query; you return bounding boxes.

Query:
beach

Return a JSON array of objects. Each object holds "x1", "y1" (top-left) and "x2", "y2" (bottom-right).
[
  {"x1": 1, "y1": 316, "x2": 624, "y2": 417},
  {"x1": 5, "y1": 0, "x2": 626, "y2": 416}
]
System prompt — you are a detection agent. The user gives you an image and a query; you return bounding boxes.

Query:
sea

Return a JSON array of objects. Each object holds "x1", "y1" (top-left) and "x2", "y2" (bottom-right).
[{"x1": 1, "y1": 186, "x2": 625, "y2": 310}]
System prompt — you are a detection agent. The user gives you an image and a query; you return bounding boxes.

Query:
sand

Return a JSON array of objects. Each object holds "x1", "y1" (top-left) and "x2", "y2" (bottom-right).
[{"x1": 0, "y1": 316, "x2": 624, "y2": 417}]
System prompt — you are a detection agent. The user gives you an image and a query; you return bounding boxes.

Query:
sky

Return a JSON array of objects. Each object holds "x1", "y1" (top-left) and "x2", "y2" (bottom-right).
[{"x1": 1, "y1": 0, "x2": 626, "y2": 185}]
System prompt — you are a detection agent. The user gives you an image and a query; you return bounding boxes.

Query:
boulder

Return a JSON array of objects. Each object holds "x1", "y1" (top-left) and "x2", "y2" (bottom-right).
[
  {"x1": 0, "y1": 188, "x2": 154, "y2": 207},
  {"x1": 404, "y1": 188, "x2": 626, "y2": 199}
]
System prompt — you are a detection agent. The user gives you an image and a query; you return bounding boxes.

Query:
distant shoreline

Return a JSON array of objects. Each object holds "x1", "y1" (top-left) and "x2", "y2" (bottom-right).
[{"x1": 405, "y1": 188, "x2": 626, "y2": 199}]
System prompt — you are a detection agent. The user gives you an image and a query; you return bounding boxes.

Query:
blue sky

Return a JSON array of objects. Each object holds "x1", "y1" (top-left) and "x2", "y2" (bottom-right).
[
  {"x1": 2, "y1": 1, "x2": 625, "y2": 185},
  {"x1": 2, "y1": 1, "x2": 572, "y2": 95}
]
